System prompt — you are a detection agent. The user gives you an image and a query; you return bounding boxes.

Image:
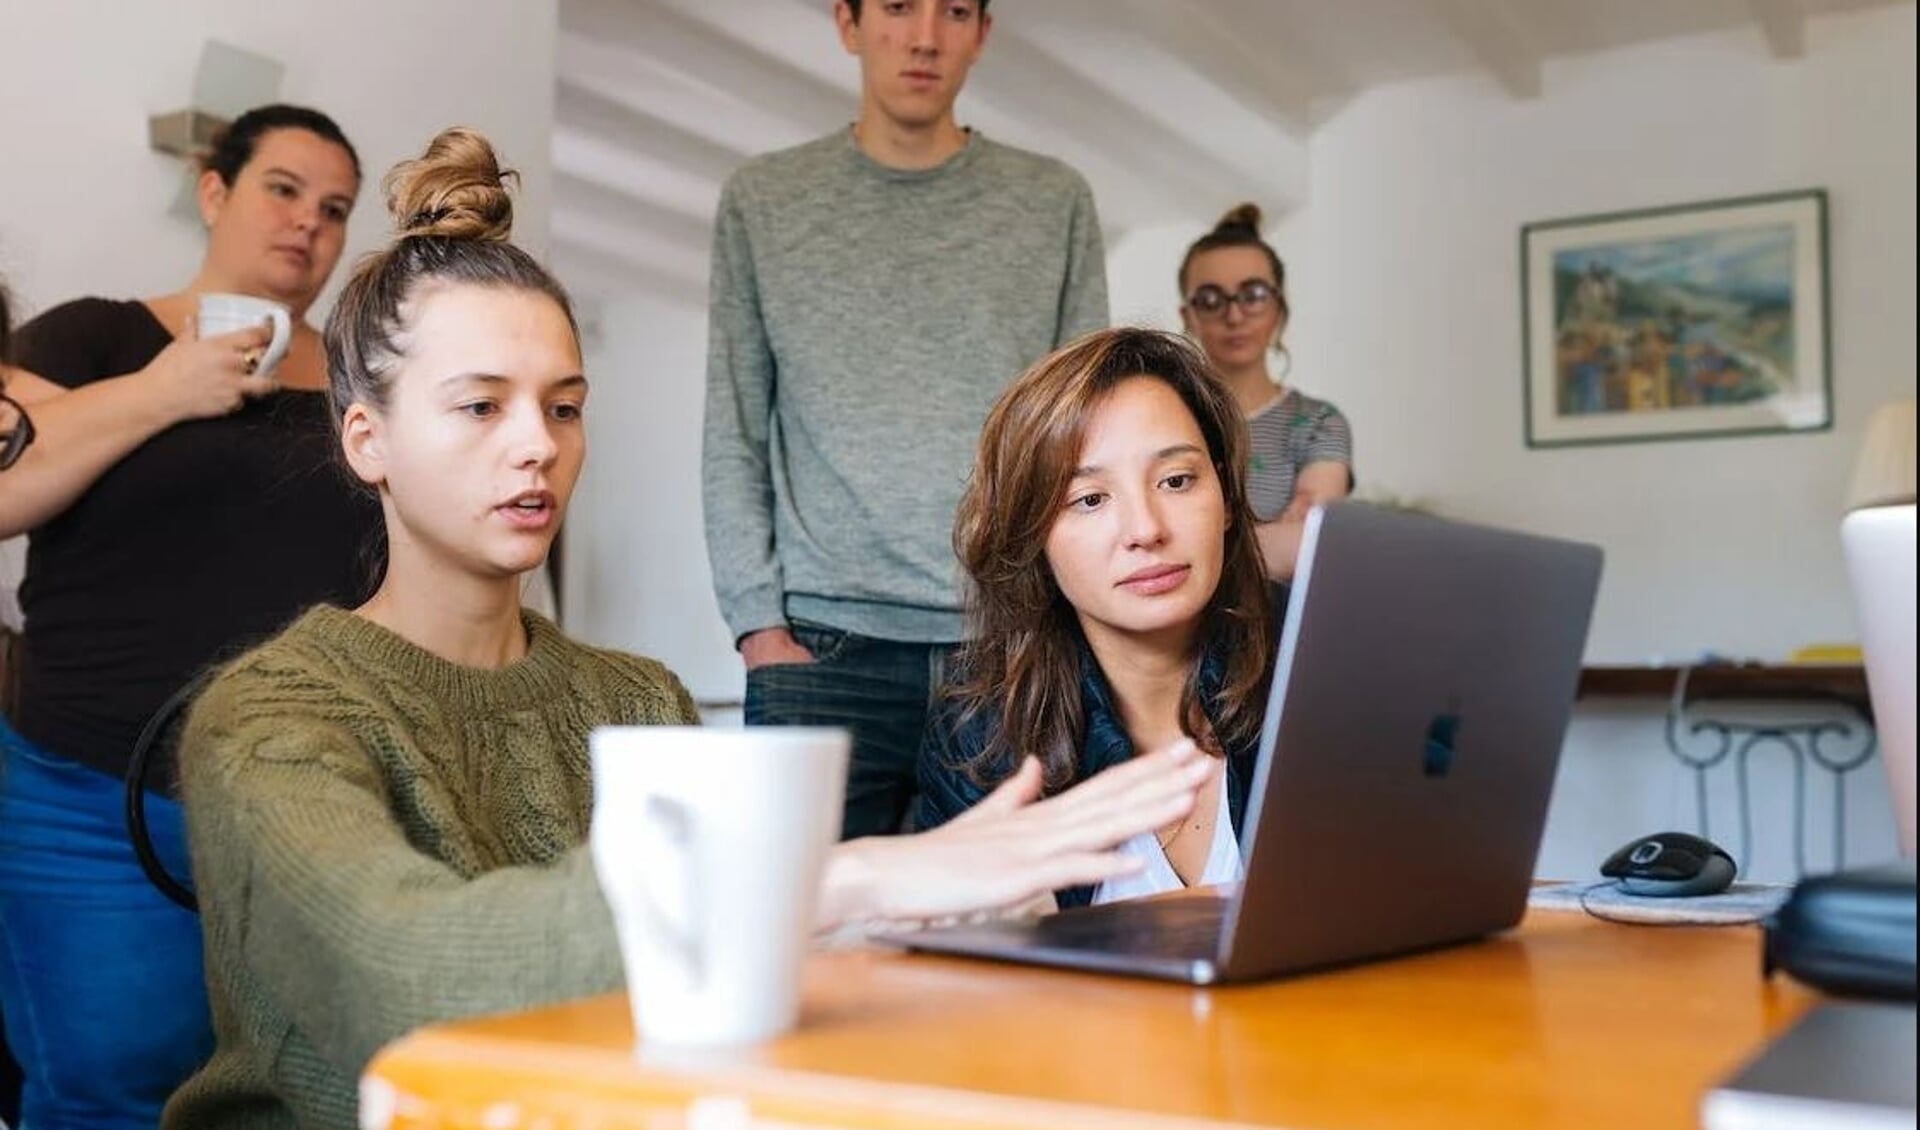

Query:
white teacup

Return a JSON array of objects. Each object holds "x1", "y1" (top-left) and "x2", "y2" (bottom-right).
[
  {"x1": 197, "y1": 292, "x2": 292, "y2": 379},
  {"x1": 589, "y1": 726, "x2": 848, "y2": 1048}
]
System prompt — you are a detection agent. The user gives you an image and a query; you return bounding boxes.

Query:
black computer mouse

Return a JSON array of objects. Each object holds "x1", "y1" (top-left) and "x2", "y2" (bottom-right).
[{"x1": 1600, "y1": 831, "x2": 1737, "y2": 897}]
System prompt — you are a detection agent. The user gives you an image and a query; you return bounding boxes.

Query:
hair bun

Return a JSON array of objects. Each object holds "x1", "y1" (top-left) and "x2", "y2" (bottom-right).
[
  {"x1": 384, "y1": 127, "x2": 516, "y2": 243},
  {"x1": 1214, "y1": 202, "x2": 1263, "y2": 235}
]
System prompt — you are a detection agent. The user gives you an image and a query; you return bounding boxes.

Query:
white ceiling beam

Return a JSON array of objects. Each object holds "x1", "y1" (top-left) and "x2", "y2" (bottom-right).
[
  {"x1": 556, "y1": 80, "x2": 750, "y2": 188},
  {"x1": 1109, "y1": 0, "x2": 1326, "y2": 134},
  {"x1": 553, "y1": 173, "x2": 712, "y2": 261},
  {"x1": 551, "y1": 232, "x2": 706, "y2": 308},
  {"x1": 551, "y1": 127, "x2": 727, "y2": 225},
  {"x1": 551, "y1": 207, "x2": 711, "y2": 286},
  {"x1": 965, "y1": 30, "x2": 1251, "y2": 210},
  {"x1": 1434, "y1": 0, "x2": 1542, "y2": 100},
  {"x1": 561, "y1": 0, "x2": 854, "y2": 130},
  {"x1": 557, "y1": 30, "x2": 821, "y2": 157},
  {"x1": 1748, "y1": 0, "x2": 1807, "y2": 59}
]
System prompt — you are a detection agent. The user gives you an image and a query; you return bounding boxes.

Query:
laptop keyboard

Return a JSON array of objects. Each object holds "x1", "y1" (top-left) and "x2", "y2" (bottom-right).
[{"x1": 1027, "y1": 895, "x2": 1231, "y2": 960}]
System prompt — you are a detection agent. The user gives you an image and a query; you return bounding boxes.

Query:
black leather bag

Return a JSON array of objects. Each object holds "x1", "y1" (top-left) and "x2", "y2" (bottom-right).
[{"x1": 1763, "y1": 860, "x2": 1917, "y2": 1001}]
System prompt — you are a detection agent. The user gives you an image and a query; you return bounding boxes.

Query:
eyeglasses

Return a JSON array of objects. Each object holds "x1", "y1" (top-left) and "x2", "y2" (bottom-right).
[
  {"x1": 1185, "y1": 280, "x2": 1280, "y2": 320},
  {"x1": 1, "y1": 389, "x2": 36, "y2": 471}
]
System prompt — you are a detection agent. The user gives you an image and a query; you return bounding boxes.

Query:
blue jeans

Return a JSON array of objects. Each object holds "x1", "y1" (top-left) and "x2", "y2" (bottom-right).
[
  {"x1": 744, "y1": 623, "x2": 955, "y2": 840},
  {"x1": 0, "y1": 716, "x2": 212, "y2": 1130}
]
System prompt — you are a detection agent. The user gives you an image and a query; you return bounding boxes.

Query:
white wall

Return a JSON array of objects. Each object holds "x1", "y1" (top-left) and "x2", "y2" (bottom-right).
[
  {"x1": 0, "y1": 0, "x2": 558, "y2": 323},
  {"x1": 1107, "y1": 221, "x2": 1206, "y2": 333},
  {"x1": 1258, "y1": 7, "x2": 1914, "y2": 880},
  {"x1": 568, "y1": 294, "x2": 743, "y2": 702},
  {"x1": 1266, "y1": 6, "x2": 1916, "y2": 666}
]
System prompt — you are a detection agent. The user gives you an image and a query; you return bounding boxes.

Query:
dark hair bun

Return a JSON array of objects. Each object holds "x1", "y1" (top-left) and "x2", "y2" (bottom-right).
[
  {"x1": 385, "y1": 127, "x2": 515, "y2": 243},
  {"x1": 1214, "y1": 202, "x2": 1263, "y2": 236}
]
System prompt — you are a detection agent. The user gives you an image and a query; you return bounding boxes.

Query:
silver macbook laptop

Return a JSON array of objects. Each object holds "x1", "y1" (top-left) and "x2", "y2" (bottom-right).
[
  {"x1": 893, "y1": 503, "x2": 1603, "y2": 985},
  {"x1": 1841, "y1": 504, "x2": 1916, "y2": 857}
]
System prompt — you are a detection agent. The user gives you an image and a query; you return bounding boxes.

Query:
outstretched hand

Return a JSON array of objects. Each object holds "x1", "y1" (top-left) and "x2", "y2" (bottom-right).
[{"x1": 817, "y1": 739, "x2": 1215, "y2": 930}]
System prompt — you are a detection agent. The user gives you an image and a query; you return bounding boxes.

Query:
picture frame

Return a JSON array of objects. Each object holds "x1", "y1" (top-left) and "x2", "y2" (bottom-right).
[{"x1": 1521, "y1": 189, "x2": 1831, "y2": 449}]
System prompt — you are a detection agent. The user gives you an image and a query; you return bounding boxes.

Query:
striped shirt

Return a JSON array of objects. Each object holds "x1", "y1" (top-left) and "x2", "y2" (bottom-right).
[{"x1": 1245, "y1": 387, "x2": 1353, "y2": 521}]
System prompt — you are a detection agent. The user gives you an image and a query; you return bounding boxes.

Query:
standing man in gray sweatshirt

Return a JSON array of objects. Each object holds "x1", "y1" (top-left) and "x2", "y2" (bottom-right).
[{"x1": 702, "y1": 0, "x2": 1108, "y2": 839}]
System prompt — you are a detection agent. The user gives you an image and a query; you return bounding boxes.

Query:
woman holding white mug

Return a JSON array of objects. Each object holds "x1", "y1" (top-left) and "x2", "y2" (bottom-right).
[{"x1": 0, "y1": 104, "x2": 381, "y2": 1130}]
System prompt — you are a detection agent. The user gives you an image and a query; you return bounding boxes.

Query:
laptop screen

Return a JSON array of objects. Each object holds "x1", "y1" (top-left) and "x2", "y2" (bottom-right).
[{"x1": 1842, "y1": 505, "x2": 1917, "y2": 857}]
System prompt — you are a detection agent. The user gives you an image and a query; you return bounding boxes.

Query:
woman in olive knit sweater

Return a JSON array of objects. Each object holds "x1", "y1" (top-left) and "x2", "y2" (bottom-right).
[{"x1": 161, "y1": 129, "x2": 1212, "y2": 1130}]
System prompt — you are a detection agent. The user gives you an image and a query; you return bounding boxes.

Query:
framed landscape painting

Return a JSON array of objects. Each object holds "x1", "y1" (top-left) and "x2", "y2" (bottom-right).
[{"x1": 1521, "y1": 189, "x2": 1830, "y2": 448}]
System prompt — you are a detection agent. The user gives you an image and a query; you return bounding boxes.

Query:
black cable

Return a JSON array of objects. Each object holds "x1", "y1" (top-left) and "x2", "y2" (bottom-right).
[{"x1": 124, "y1": 669, "x2": 216, "y2": 913}]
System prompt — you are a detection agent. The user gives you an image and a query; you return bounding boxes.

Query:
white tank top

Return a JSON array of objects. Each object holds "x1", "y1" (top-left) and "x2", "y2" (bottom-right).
[{"x1": 1093, "y1": 773, "x2": 1242, "y2": 905}]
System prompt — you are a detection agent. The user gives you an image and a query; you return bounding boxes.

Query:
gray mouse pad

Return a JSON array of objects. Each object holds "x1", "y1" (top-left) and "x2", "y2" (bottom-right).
[{"x1": 1528, "y1": 881, "x2": 1791, "y2": 924}]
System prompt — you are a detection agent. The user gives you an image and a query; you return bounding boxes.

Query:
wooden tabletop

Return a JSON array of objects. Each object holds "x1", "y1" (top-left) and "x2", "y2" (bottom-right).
[{"x1": 364, "y1": 910, "x2": 1817, "y2": 1130}]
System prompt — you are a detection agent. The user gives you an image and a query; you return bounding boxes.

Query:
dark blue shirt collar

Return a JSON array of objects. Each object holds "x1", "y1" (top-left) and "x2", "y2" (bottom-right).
[{"x1": 1076, "y1": 637, "x2": 1238, "y2": 778}]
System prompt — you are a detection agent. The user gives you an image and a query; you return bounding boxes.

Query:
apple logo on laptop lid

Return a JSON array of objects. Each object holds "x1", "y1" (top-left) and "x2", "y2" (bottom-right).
[{"x1": 1424, "y1": 704, "x2": 1462, "y2": 778}]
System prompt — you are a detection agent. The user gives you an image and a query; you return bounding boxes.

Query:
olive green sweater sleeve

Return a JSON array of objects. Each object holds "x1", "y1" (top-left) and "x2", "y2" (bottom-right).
[
  {"x1": 187, "y1": 698, "x2": 620, "y2": 1073},
  {"x1": 166, "y1": 606, "x2": 701, "y2": 1130}
]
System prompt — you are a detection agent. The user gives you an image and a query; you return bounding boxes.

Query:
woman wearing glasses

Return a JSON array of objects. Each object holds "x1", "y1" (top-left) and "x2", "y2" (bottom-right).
[
  {"x1": 1179, "y1": 203, "x2": 1352, "y2": 580},
  {"x1": 0, "y1": 106, "x2": 381, "y2": 1130}
]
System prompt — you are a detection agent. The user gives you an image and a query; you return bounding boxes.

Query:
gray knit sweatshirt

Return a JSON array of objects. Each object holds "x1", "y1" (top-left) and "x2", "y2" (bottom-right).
[
  {"x1": 162, "y1": 605, "x2": 700, "y2": 1130},
  {"x1": 702, "y1": 129, "x2": 1108, "y2": 644}
]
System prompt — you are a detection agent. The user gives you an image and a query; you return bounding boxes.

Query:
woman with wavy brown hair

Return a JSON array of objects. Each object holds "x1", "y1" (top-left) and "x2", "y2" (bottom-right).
[{"x1": 916, "y1": 327, "x2": 1274, "y2": 908}]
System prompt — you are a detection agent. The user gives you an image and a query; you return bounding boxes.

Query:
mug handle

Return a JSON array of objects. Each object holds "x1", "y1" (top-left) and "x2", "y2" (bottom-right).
[
  {"x1": 638, "y1": 794, "x2": 704, "y2": 991},
  {"x1": 256, "y1": 306, "x2": 293, "y2": 378}
]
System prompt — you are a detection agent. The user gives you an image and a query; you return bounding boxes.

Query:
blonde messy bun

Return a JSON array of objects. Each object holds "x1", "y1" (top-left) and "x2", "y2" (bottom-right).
[
  {"x1": 326, "y1": 125, "x2": 574, "y2": 428},
  {"x1": 384, "y1": 126, "x2": 516, "y2": 242},
  {"x1": 1214, "y1": 202, "x2": 1262, "y2": 235}
]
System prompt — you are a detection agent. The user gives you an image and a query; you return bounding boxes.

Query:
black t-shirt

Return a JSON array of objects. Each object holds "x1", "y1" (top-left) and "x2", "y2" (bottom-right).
[{"x1": 13, "y1": 297, "x2": 383, "y2": 780}]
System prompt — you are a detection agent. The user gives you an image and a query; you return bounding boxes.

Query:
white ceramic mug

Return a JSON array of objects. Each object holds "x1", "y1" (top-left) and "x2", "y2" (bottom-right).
[
  {"x1": 197, "y1": 292, "x2": 292, "y2": 379},
  {"x1": 589, "y1": 726, "x2": 848, "y2": 1048}
]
